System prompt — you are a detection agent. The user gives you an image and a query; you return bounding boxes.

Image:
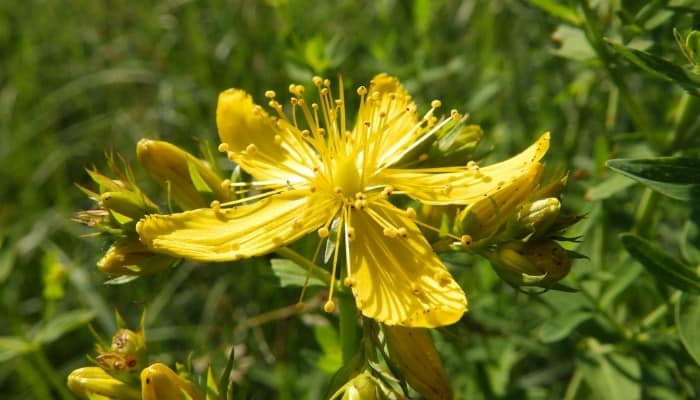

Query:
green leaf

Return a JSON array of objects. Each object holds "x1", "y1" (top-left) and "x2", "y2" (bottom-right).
[
  {"x1": 577, "y1": 341, "x2": 641, "y2": 400},
  {"x1": 607, "y1": 40, "x2": 700, "y2": 96},
  {"x1": 270, "y1": 258, "x2": 328, "y2": 288},
  {"x1": 528, "y1": 0, "x2": 582, "y2": 25},
  {"x1": 538, "y1": 310, "x2": 592, "y2": 343},
  {"x1": 0, "y1": 336, "x2": 36, "y2": 363},
  {"x1": 314, "y1": 325, "x2": 342, "y2": 373},
  {"x1": 607, "y1": 157, "x2": 700, "y2": 201},
  {"x1": 187, "y1": 159, "x2": 214, "y2": 196},
  {"x1": 620, "y1": 233, "x2": 700, "y2": 294},
  {"x1": 585, "y1": 174, "x2": 636, "y2": 201},
  {"x1": 676, "y1": 293, "x2": 700, "y2": 366},
  {"x1": 33, "y1": 309, "x2": 95, "y2": 345}
]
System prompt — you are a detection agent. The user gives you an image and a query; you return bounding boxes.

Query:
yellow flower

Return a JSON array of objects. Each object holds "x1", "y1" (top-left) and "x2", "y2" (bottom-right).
[{"x1": 136, "y1": 74, "x2": 549, "y2": 327}]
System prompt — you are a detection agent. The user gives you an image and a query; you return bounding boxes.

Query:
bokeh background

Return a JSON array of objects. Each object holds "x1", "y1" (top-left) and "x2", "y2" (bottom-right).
[{"x1": 2, "y1": 0, "x2": 699, "y2": 398}]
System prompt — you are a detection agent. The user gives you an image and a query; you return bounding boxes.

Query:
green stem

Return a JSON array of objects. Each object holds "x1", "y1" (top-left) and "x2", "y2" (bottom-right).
[
  {"x1": 275, "y1": 247, "x2": 331, "y2": 285},
  {"x1": 32, "y1": 348, "x2": 74, "y2": 400},
  {"x1": 639, "y1": 290, "x2": 682, "y2": 330},
  {"x1": 632, "y1": 188, "x2": 659, "y2": 236},
  {"x1": 577, "y1": 0, "x2": 655, "y2": 141},
  {"x1": 338, "y1": 292, "x2": 359, "y2": 364}
]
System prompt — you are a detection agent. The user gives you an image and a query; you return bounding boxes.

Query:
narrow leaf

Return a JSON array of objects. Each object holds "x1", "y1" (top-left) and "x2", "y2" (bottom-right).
[
  {"x1": 538, "y1": 310, "x2": 592, "y2": 343},
  {"x1": 270, "y1": 258, "x2": 328, "y2": 288},
  {"x1": 620, "y1": 233, "x2": 700, "y2": 293},
  {"x1": 607, "y1": 157, "x2": 700, "y2": 201},
  {"x1": 676, "y1": 293, "x2": 700, "y2": 366},
  {"x1": 0, "y1": 337, "x2": 36, "y2": 363},
  {"x1": 607, "y1": 40, "x2": 700, "y2": 96},
  {"x1": 34, "y1": 309, "x2": 95, "y2": 345}
]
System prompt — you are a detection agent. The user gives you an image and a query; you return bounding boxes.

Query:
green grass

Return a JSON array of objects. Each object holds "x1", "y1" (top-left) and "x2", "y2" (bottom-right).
[{"x1": 2, "y1": 0, "x2": 700, "y2": 398}]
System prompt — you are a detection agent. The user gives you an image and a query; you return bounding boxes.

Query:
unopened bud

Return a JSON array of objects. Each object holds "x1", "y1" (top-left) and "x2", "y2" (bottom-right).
[
  {"x1": 137, "y1": 139, "x2": 230, "y2": 210},
  {"x1": 100, "y1": 191, "x2": 159, "y2": 223},
  {"x1": 97, "y1": 236, "x2": 173, "y2": 276},
  {"x1": 141, "y1": 363, "x2": 203, "y2": 400},
  {"x1": 383, "y1": 326, "x2": 452, "y2": 400},
  {"x1": 488, "y1": 240, "x2": 572, "y2": 288},
  {"x1": 67, "y1": 366, "x2": 140, "y2": 400},
  {"x1": 341, "y1": 373, "x2": 378, "y2": 400}
]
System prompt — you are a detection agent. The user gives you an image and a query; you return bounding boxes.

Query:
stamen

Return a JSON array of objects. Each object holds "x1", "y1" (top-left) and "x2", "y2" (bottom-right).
[
  {"x1": 323, "y1": 300, "x2": 336, "y2": 313},
  {"x1": 218, "y1": 142, "x2": 229, "y2": 152}
]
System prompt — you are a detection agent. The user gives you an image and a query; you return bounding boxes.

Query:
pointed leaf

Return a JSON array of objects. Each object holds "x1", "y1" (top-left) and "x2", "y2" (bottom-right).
[
  {"x1": 607, "y1": 157, "x2": 700, "y2": 201},
  {"x1": 0, "y1": 337, "x2": 36, "y2": 362},
  {"x1": 607, "y1": 40, "x2": 700, "y2": 96},
  {"x1": 34, "y1": 309, "x2": 95, "y2": 345},
  {"x1": 270, "y1": 258, "x2": 328, "y2": 288},
  {"x1": 538, "y1": 310, "x2": 592, "y2": 343},
  {"x1": 620, "y1": 233, "x2": 700, "y2": 294},
  {"x1": 676, "y1": 293, "x2": 700, "y2": 366}
]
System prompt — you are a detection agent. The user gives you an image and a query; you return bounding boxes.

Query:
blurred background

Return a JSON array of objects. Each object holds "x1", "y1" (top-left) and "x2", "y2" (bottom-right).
[{"x1": 1, "y1": 0, "x2": 699, "y2": 398}]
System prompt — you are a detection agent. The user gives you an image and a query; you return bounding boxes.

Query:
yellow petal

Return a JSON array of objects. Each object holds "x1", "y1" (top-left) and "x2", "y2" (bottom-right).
[
  {"x1": 348, "y1": 199, "x2": 467, "y2": 327},
  {"x1": 217, "y1": 89, "x2": 314, "y2": 182},
  {"x1": 141, "y1": 363, "x2": 203, "y2": 400},
  {"x1": 137, "y1": 191, "x2": 338, "y2": 262},
  {"x1": 376, "y1": 132, "x2": 550, "y2": 205},
  {"x1": 354, "y1": 74, "x2": 421, "y2": 168}
]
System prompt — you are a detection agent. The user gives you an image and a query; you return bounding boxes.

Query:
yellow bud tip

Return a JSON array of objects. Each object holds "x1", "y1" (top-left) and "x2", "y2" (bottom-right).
[
  {"x1": 323, "y1": 300, "x2": 336, "y2": 313},
  {"x1": 431, "y1": 99, "x2": 442, "y2": 108},
  {"x1": 217, "y1": 142, "x2": 229, "y2": 153},
  {"x1": 318, "y1": 227, "x2": 330, "y2": 238},
  {"x1": 264, "y1": 90, "x2": 276, "y2": 98}
]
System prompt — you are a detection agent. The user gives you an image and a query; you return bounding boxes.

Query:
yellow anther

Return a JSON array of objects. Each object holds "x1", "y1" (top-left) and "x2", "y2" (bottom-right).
[
  {"x1": 334, "y1": 186, "x2": 344, "y2": 195},
  {"x1": 320, "y1": 88, "x2": 329, "y2": 96},
  {"x1": 356, "y1": 86, "x2": 367, "y2": 96},
  {"x1": 317, "y1": 128, "x2": 326, "y2": 136},
  {"x1": 343, "y1": 276, "x2": 356, "y2": 287},
  {"x1": 252, "y1": 105, "x2": 263, "y2": 115},
  {"x1": 295, "y1": 302, "x2": 305, "y2": 312},
  {"x1": 431, "y1": 99, "x2": 442, "y2": 108},
  {"x1": 411, "y1": 283, "x2": 421, "y2": 295},
  {"x1": 217, "y1": 142, "x2": 229, "y2": 153},
  {"x1": 301, "y1": 129, "x2": 310, "y2": 137},
  {"x1": 397, "y1": 227, "x2": 408, "y2": 238},
  {"x1": 318, "y1": 227, "x2": 330, "y2": 238},
  {"x1": 312, "y1": 76, "x2": 323, "y2": 86},
  {"x1": 312, "y1": 103, "x2": 319, "y2": 110},
  {"x1": 210, "y1": 200, "x2": 221, "y2": 211},
  {"x1": 418, "y1": 153, "x2": 429, "y2": 162},
  {"x1": 346, "y1": 226, "x2": 356, "y2": 241},
  {"x1": 274, "y1": 134, "x2": 282, "y2": 145},
  {"x1": 323, "y1": 78, "x2": 331, "y2": 87},
  {"x1": 245, "y1": 143, "x2": 257, "y2": 155},
  {"x1": 405, "y1": 207, "x2": 416, "y2": 219},
  {"x1": 288, "y1": 83, "x2": 296, "y2": 93},
  {"x1": 227, "y1": 151, "x2": 236, "y2": 161},
  {"x1": 383, "y1": 227, "x2": 398, "y2": 238},
  {"x1": 324, "y1": 299, "x2": 336, "y2": 313},
  {"x1": 460, "y1": 235, "x2": 472, "y2": 247},
  {"x1": 450, "y1": 109, "x2": 460, "y2": 120},
  {"x1": 264, "y1": 90, "x2": 276, "y2": 98},
  {"x1": 220, "y1": 179, "x2": 231, "y2": 190}
]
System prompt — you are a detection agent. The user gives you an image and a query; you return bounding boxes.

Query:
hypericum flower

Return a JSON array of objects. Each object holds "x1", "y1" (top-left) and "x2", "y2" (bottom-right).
[{"x1": 136, "y1": 74, "x2": 549, "y2": 327}]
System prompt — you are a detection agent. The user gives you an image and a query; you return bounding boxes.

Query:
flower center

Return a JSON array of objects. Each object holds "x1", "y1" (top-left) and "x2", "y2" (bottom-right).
[{"x1": 332, "y1": 156, "x2": 363, "y2": 198}]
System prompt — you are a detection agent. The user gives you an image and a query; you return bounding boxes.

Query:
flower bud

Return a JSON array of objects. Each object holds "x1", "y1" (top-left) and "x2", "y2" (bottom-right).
[
  {"x1": 137, "y1": 139, "x2": 231, "y2": 210},
  {"x1": 141, "y1": 363, "x2": 203, "y2": 400},
  {"x1": 504, "y1": 197, "x2": 561, "y2": 240},
  {"x1": 100, "y1": 190, "x2": 159, "y2": 223},
  {"x1": 67, "y1": 366, "x2": 140, "y2": 400},
  {"x1": 428, "y1": 123, "x2": 483, "y2": 165},
  {"x1": 383, "y1": 325, "x2": 452, "y2": 400},
  {"x1": 341, "y1": 373, "x2": 378, "y2": 400},
  {"x1": 456, "y1": 163, "x2": 543, "y2": 242},
  {"x1": 97, "y1": 236, "x2": 174, "y2": 276},
  {"x1": 488, "y1": 240, "x2": 572, "y2": 287}
]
